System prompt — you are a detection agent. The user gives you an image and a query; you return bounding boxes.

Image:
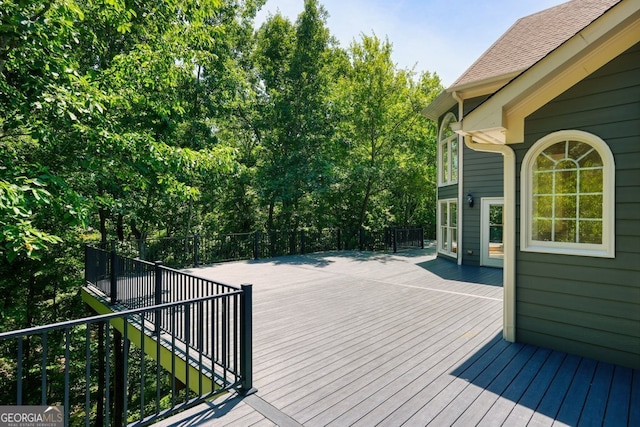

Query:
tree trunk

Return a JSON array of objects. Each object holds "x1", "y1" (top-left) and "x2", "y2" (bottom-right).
[
  {"x1": 358, "y1": 176, "x2": 374, "y2": 229},
  {"x1": 116, "y1": 214, "x2": 125, "y2": 241},
  {"x1": 99, "y1": 208, "x2": 108, "y2": 244}
]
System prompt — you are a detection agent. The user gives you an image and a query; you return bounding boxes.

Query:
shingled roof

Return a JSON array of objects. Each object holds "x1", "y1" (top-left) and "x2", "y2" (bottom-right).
[{"x1": 449, "y1": 0, "x2": 622, "y2": 90}]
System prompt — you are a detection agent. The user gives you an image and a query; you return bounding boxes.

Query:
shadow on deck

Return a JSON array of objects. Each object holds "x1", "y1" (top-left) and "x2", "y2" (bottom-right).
[
  {"x1": 418, "y1": 257, "x2": 503, "y2": 287},
  {"x1": 160, "y1": 249, "x2": 639, "y2": 426}
]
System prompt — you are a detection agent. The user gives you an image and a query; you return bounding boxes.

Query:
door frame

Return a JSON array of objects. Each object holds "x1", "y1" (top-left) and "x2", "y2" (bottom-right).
[{"x1": 481, "y1": 197, "x2": 504, "y2": 268}]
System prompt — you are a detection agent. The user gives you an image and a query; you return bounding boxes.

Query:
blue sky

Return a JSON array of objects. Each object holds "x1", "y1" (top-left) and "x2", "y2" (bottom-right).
[{"x1": 255, "y1": 0, "x2": 567, "y2": 87}]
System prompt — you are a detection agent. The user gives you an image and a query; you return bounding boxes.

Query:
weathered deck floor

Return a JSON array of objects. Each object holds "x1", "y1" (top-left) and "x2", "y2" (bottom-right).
[{"x1": 157, "y1": 246, "x2": 639, "y2": 426}]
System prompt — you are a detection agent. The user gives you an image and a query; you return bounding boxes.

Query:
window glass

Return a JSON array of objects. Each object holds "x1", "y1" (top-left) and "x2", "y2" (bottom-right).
[
  {"x1": 522, "y1": 131, "x2": 614, "y2": 258},
  {"x1": 438, "y1": 113, "x2": 458, "y2": 185},
  {"x1": 438, "y1": 199, "x2": 458, "y2": 257}
]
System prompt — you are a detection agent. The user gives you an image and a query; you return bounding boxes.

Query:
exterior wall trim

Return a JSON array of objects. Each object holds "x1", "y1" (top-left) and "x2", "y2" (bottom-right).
[{"x1": 520, "y1": 130, "x2": 616, "y2": 258}]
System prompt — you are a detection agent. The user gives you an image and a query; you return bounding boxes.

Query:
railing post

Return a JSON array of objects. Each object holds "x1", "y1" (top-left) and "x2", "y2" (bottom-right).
[
  {"x1": 193, "y1": 234, "x2": 200, "y2": 267},
  {"x1": 420, "y1": 227, "x2": 425, "y2": 249},
  {"x1": 359, "y1": 228, "x2": 364, "y2": 251},
  {"x1": 393, "y1": 228, "x2": 398, "y2": 253},
  {"x1": 154, "y1": 261, "x2": 163, "y2": 336},
  {"x1": 300, "y1": 230, "x2": 306, "y2": 255},
  {"x1": 110, "y1": 240, "x2": 118, "y2": 304},
  {"x1": 239, "y1": 284, "x2": 256, "y2": 395},
  {"x1": 84, "y1": 243, "x2": 88, "y2": 284},
  {"x1": 253, "y1": 231, "x2": 260, "y2": 260},
  {"x1": 337, "y1": 228, "x2": 342, "y2": 251}
]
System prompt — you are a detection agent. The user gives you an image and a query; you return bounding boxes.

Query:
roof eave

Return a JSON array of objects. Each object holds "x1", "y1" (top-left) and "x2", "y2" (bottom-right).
[
  {"x1": 447, "y1": 71, "x2": 522, "y2": 100},
  {"x1": 459, "y1": 0, "x2": 640, "y2": 145},
  {"x1": 421, "y1": 90, "x2": 455, "y2": 121}
]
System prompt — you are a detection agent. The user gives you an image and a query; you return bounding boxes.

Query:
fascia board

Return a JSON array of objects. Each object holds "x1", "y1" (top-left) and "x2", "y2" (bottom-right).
[{"x1": 461, "y1": 1, "x2": 640, "y2": 145}]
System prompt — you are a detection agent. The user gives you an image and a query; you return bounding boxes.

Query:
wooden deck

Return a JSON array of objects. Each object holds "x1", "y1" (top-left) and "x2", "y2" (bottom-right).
[{"x1": 157, "y1": 246, "x2": 639, "y2": 426}]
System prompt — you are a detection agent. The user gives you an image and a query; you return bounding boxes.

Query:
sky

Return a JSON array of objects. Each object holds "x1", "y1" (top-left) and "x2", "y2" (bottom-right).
[{"x1": 254, "y1": 0, "x2": 568, "y2": 87}]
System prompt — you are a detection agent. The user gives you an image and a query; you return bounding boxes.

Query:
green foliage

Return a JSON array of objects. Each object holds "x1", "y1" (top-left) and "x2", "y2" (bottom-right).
[{"x1": 1, "y1": 0, "x2": 441, "y2": 419}]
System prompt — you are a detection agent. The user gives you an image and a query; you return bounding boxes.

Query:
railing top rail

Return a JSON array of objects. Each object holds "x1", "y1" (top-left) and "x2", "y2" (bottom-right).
[
  {"x1": 159, "y1": 264, "x2": 242, "y2": 291},
  {"x1": 0, "y1": 289, "x2": 242, "y2": 340}
]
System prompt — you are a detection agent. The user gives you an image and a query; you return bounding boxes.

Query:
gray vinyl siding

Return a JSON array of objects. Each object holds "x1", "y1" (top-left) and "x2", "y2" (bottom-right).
[
  {"x1": 462, "y1": 146, "x2": 503, "y2": 266},
  {"x1": 514, "y1": 42, "x2": 640, "y2": 369},
  {"x1": 463, "y1": 95, "x2": 491, "y2": 117},
  {"x1": 461, "y1": 95, "x2": 504, "y2": 266},
  {"x1": 437, "y1": 185, "x2": 457, "y2": 200}
]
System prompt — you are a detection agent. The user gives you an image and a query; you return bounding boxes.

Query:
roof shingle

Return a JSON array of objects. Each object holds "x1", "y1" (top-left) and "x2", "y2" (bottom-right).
[{"x1": 450, "y1": 0, "x2": 622, "y2": 90}]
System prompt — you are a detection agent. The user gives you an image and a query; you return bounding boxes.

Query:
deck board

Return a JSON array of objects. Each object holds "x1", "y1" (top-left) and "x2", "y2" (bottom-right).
[{"x1": 153, "y1": 249, "x2": 637, "y2": 426}]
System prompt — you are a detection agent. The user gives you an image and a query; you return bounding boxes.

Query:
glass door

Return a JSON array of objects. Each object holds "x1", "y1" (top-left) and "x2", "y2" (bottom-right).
[{"x1": 481, "y1": 198, "x2": 504, "y2": 268}]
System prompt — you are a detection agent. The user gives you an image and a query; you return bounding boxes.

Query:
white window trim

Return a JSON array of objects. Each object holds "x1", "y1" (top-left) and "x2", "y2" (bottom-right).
[
  {"x1": 438, "y1": 112, "x2": 458, "y2": 187},
  {"x1": 438, "y1": 198, "x2": 458, "y2": 258},
  {"x1": 521, "y1": 130, "x2": 615, "y2": 258}
]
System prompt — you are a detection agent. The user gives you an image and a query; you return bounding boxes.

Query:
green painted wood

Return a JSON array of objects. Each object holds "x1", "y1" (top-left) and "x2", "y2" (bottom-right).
[
  {"x1": 518, "y1": 300, "x2": 640, "y2": 337},
  {"x1": 438, "y1": 184, "x2": 457, "y2": 200},
  {"x1": 515, "y1": 43, "x2": 640, "y2": 367},
  {"x1": 516, "y1": 327, "x2": 639, "y2": 370},
  {"x1": 518, "y1": 275, "x2": 640, "y2": 304},
  {"x1": 462, "y1": 145, "x2": 503, "y2": 266}
]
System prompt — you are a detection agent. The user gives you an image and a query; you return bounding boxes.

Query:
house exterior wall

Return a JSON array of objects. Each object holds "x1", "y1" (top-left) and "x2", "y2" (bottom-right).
[
  {"x1": 514, "y1": 42, "x2": 640, "y2": 369},
  {"x1": 462, "y1": 147, "x2": 503, "y2": 266},
  {"x1": 462, "y1": 96, "x2": 503, "y2": 266},
  {"x1": 437, "y1": 106, "x2": 459, "y2": 262}
]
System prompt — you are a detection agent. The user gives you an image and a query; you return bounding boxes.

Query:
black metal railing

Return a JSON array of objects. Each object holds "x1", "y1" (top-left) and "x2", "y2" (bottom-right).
[
  {"x1": 97, "y1": 226, "x2": 425, "y2": 269},
  {"x1": 79, "y1": 244, "x2": 254, "y2": 425},
  {"x1": 0, "y1": 287, "x2": 253, "y2": 426},
  {"x1": 84, "y1": 245, "x2": 248, "y2": 364}
]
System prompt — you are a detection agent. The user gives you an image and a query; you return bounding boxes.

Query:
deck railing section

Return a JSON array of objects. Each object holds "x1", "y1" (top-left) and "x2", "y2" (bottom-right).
[
  {"x1": 0, "y1": 289, "x2": 252, "y2": 426},
  {"x1": 106, "y1": 226, "x2": 425, "y2": 268},
  {"x1": 74, "y1": 244, "x2": 253, "y2": 425}
]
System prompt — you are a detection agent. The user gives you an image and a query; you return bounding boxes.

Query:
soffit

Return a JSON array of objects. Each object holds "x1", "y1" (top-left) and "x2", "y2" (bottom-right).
[{"x1": 459, "y1": 0, "x2": 640, "y2": 145}]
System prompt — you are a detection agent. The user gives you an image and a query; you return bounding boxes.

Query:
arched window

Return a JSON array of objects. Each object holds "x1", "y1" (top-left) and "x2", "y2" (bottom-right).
[
  {"x1": 438, "y1": 112, "x2": 458, "y2": 185},
  {"x1": 521, "y1": 130, "x2": 615, "y2": 257}
]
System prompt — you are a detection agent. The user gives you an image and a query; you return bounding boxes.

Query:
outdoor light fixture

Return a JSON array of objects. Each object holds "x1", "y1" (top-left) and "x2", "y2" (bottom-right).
[{"x1": 467, "y1": 193, "x2": 474, "y2": 208}]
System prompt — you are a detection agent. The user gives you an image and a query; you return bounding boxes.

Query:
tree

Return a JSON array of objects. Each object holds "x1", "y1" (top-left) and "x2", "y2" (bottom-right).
[
  {"x1": 254, "y1": 0, "x2": 339, "y2": 231},
  {"x1": 332, "y1": 34, "x2": 441, "y2": 230}
]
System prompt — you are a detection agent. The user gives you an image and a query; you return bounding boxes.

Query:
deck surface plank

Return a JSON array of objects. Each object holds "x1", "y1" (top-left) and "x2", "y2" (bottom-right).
[{"x1": 149, "y1": 248, "x2": 637, "y2": 426}]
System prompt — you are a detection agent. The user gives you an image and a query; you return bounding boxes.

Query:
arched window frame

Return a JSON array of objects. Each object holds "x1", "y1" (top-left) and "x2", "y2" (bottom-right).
[
  {"x1": 521, "y1": 130, "x2": 615, "y2": 258},
  {"x1": 438, "y1": 112, "x2": 458, "y2": 186}
]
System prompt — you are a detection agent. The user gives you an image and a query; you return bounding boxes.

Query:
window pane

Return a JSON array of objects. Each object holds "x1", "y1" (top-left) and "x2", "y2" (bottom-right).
[
  {"x1": 533, "y1": 195, "x2": 553, "y2": 218},
  {"x1": 579, "y1": 149, "x2": 603, "y2": 168},
  {"x1": 441, "y1": 227, "x2": 448, "y2": 251},
  {"x1": 442, "y1": 144, "x2": 449, "y2": 182},
  {"x1": 489, "y1": 205, "x2": 503, "y2": 226},
  {"x1": 489, "y1": 225, "x2": 503, "y2": 244},
  {"x1": 441, "y1": 203, "x2": 448, "y2": 226},
  {"x1": 533, "y1": 171, "x2": 553, "y2": 194},
  {"x1": 580, "y1": 169, "x2": 602, "y2": 193},
  {"x1": 555, "y1": 169, "x2": 577, "y2": 194},
  {"x1": 555, "y1": 195, "x2": 577, "y2": 218},
  {"x1": 569, "y1": 140, "x2": 592, "y2": 160},
  {"x1": 554, "y1": 219, "x2": 576, "y2": 242},
  {"x1": 452, "y1": 228, "x2": 457, "y2": 253},
  {"x1": 579, "y1": 220, "x2": 602, "y2": 244},
  {"x1": 451, "y1": 202, "x2": 457, "y2": 227},
  {"x1": 579, "y1": 194, "x2": 602, "y2": 219},
  {"x1": 451, "y1": 139, "x2": 458, "y2": 182},
  {"x1": 535, "y1": 155, "x2": 555, "y2": 171},
  {"x1": 543, "y1": 141, "x2": 567, "y2": 161},
  {"x1": 532, "y1": 219, "x2": 552, "y2": 241}
]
